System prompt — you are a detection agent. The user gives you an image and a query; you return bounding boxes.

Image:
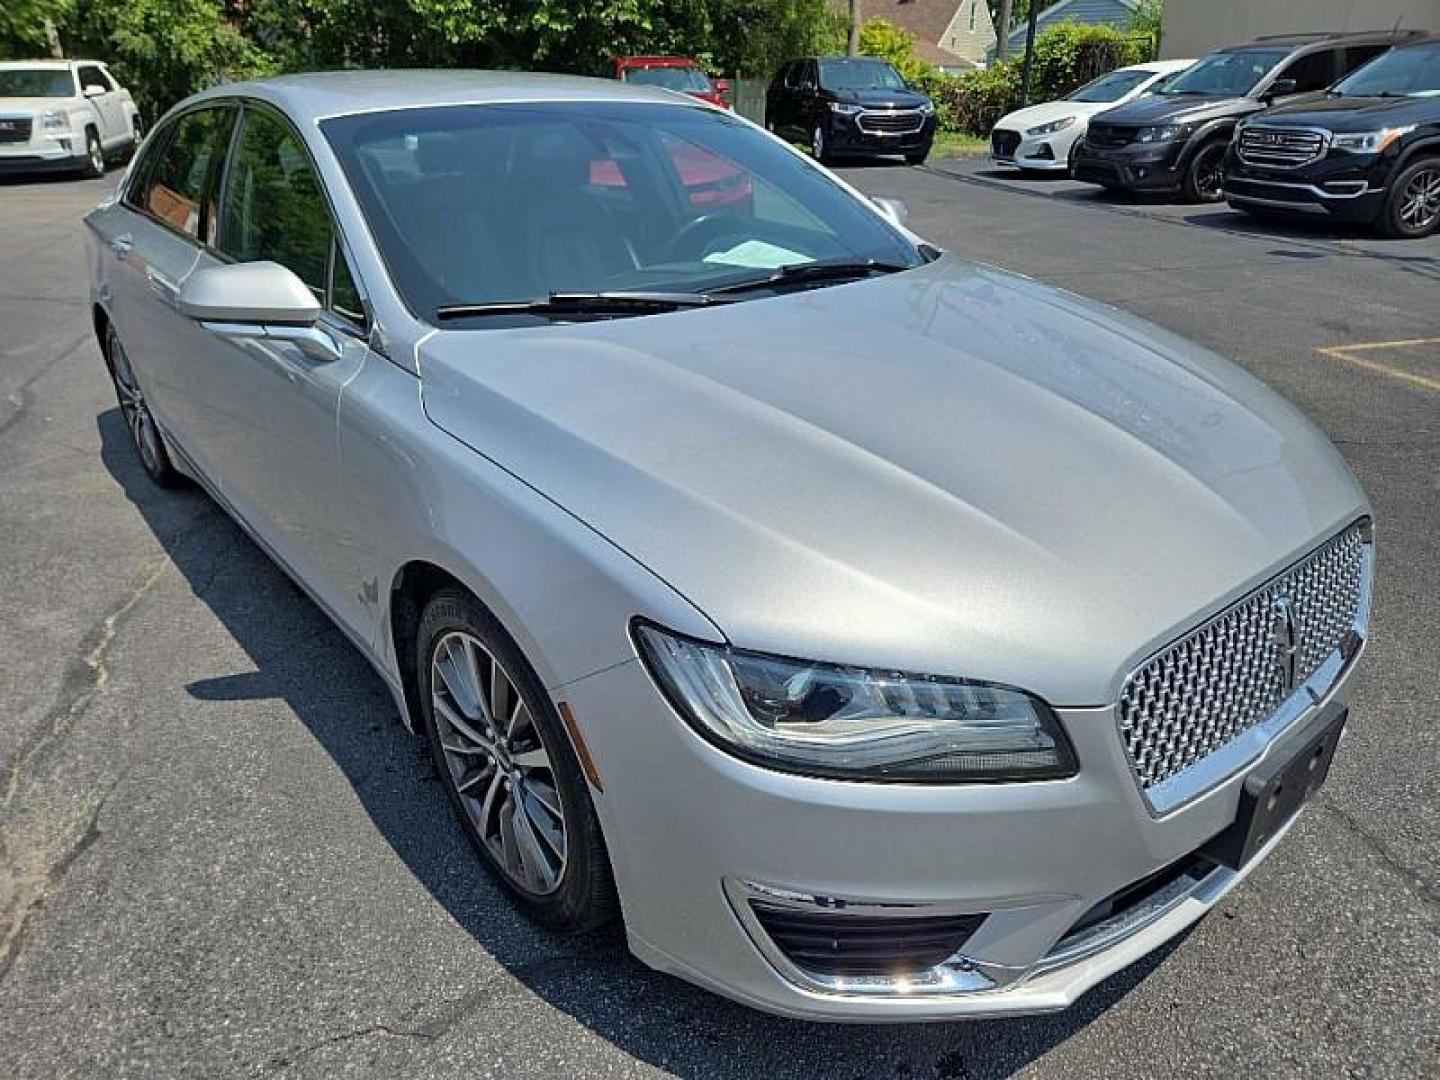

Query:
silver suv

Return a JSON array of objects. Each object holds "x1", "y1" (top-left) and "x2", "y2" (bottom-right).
[
  {"x1": 84, "y1": 71, "x2": 1373, "y2": 1021},
  {"x1": 0, "y1": 59, "x2": 142, "y2": 177}
]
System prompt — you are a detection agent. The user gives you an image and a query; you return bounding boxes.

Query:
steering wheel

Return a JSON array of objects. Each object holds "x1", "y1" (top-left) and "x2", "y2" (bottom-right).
[{"x1": 664, "y1": 213, "x2": 750, "y2": 263}]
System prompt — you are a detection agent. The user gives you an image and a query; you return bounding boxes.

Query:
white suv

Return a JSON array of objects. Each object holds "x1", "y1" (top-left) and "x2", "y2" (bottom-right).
[{"x1": 0, "y1": 59, "x2": 142, "y2": 178}]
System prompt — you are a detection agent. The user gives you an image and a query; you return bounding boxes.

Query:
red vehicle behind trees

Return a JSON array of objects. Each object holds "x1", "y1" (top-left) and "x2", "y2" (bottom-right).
[{"x1": 611, "y1": 56, "x2": 732, "y2": 109}]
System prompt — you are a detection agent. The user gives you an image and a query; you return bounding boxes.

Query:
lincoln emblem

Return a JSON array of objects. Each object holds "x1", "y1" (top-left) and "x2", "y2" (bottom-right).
[{"x1": 1271, "y1": 593, "x2": 1300, "y2": 691}]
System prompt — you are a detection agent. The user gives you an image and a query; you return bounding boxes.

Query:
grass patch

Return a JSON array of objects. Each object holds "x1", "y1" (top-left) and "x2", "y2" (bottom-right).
[{"x1": 930, "y1": 131, "x2": 988, "y2": 160}]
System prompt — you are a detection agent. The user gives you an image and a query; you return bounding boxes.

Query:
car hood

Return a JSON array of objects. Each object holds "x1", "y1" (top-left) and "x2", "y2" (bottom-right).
[
  {"x1": 418, "y1": 257, "x2": 1366, "y2": 705},
  {"x1": 997, "y1": 100, "x2": 1109, "y2": 130},
  {"x1": 832, "y1": 88, "x2": 931, "y2": 109},
  {"x1": 1256, "y1": 94, "x2": 1440, "y2": 130},
  {"x1": 1098, "y1": 93, "x2": 1255, "y2": 126}
]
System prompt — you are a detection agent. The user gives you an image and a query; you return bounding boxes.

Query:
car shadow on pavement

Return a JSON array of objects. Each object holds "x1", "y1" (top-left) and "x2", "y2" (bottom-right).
[{"x1": 99, "y1": 406, "x2": 1178, "y2": 1078}]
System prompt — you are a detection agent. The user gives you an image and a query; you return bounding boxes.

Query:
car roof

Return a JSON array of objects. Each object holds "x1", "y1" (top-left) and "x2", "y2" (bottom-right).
[
  {"x1": 180, "y1": 69, "x2": 707, "y2": 124},
  {"x1": 1126, "y1": 58, "x2": 1195, "y2": 73},
  {"x1": 1221, "y1": 30, "x2": 1428, "y2": 53},
  {"x1": 0, "y1": 59, "x2": 106, "y2": 69}
]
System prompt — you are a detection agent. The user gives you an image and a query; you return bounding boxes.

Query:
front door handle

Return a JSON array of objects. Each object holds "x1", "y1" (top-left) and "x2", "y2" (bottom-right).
[
  {"x1": 110, "y1": 233, "x2": 132, "y2": 259},
  {"x1": 146, "y1": 269, "x2": 179, "y2": 302}
]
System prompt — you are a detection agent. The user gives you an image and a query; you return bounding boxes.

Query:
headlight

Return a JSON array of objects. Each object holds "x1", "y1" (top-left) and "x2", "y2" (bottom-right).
[
  {"x1": 40, "y1": 109, "x2": 69, "y2": 132},
  {"x1": 829, "y1": 102, "x2": 863, "y2": 116},
  {"x1": 1330, "y1": 126, "x2": 1414, "y2": 154},
  {"x1": 1136, "y1": 124, "x2": 1189, "y2": 143},
  {"x1": 634, "y1": 622, "x2": 1077, "y2": 782},
  {"x1": 1026, "y1": 116, "x2": 1075, "y2": 137},
  {"x1": 918, "y1": 101, "x2": 936, "y2": 116}
]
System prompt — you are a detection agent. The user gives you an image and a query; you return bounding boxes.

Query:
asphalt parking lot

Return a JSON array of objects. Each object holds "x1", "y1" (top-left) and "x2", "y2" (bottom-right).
[{"x1": 1, "y1": 160, "x2": 1437, "y2": 1079}]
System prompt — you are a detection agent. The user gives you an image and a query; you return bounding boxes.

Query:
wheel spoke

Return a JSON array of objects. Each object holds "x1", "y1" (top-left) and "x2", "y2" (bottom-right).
[
  {"x1": 507, "y1": 699, "x2": 530, "y2": 740},
  {"x1": 489, "y1": 658, "x2": 509, "y2": 729},
  {"x1": 511, "y1": 798, "x2": 556, "y2": 891},
  {"x1": 455, "y1": 760, "x2": 494, "y2": 795},
  {"x1": 456, "y1": 636, "x2": 492, "y2": 727},
  {"x1": 498, "y1": 795, "x2": 523, "y2": 879},
  {"x1": 434, "y1": 694, "x2": 493, "y2": 753},
  {"x1": 478, "y1": 769, "x2": 505, "y2": 833},
  {"x1": 524, "y1": 778, "x2": 563, "y2": 823},
  {"x1": 511, "y1": 746, "x2": 550, "y2": 770}
]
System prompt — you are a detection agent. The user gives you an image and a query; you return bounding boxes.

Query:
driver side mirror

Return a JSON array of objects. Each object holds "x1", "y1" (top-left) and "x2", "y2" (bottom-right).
[
  {"x1": 178, "y1": 261, "x2": 342, "y2": 362},
  {"x1": 871, "y1": 196, "x2": 909, "y2": 230},
  {"x1": 83, "y1": 83, "x2": 107, "y2": 98},
  {"x1": 714, "y1": 78, "x2": 732, "y2": 96},
  {"x1": 1265, "y1": 77, "x2": 1298, "y2": 100}
]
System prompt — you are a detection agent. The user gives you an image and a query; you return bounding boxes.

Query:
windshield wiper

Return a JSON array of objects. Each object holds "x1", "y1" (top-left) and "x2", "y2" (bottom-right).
[
  {"x1": 434, "y1": 290, "x2": 728, "y2": 321},
  {"x1": 704, "y1": 258, "x2": 910, "y2": 297}
]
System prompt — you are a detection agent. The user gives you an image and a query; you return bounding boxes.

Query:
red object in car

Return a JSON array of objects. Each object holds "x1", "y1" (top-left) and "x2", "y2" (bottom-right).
[{"x1": 612, "y1": 55, "x2": 732, "y2": 109}]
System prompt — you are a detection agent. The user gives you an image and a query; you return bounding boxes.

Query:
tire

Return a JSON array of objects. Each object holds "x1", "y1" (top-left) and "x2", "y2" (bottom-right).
[
  {"x1": 125, "y1": 116, "x2": 143, "y2": 162},
  {"x1": 82, "y1": 127, "x2": 105, "y2": 178},
  {"x1": 1378, "y1": 157, "x2": 1440, "y2": 239},
  {"x1": 104, "y1": 322, "x2": 179, "y2": 487},
  {"x1": 417, "y1": 588, "x2": 618, "y2": 932},
  {"x1": 905, "y1": 148, "x2": 930, "y2": 166},
  {"x1": 812, "y1": 124, "x2": 832, "y2": 165},
  {"x1": 1181, "y1": 140, "x2": 1227, "y2": 203}
]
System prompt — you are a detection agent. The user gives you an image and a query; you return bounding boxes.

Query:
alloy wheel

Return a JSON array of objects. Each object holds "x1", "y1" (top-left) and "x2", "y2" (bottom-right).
[
  {"x1": 88, "y1": 133, "x2": 104, "y2": 176},
  {"x1": 813, "y1": 125, "x2": 825, "y2": 161},
  {"x1": 109, "y1": 333, "x2": 164, "y2": 475},
  {"x1": 1398, "y1": 166, "x2": 1440, "y2": 234},
  {"x1": 429, "y1": 630, "x2": 567, "y2": 895},
  {"x1": 1193, "y1": 145, "x2": 1224, "y2": 201}
]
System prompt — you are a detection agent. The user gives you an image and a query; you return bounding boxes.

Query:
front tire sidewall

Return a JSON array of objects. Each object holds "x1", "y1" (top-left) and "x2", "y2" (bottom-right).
[
  {"x1": 416, "y1": 590, "x2": 615, "y2": 931},
  {"x1": 83, "y1": 128, "x2": 104, "y2": 178},
  {"x1": 812, "y1": 124, "x2": 831, "y2": 165},
  {"x1": 105, "y1": 324, "x2": 178, "y2": 487},
  {"x1": 1183, "y1": 141, "x2": 1226, "y2": 203},
  {"x1": 1381, "y1": 158, "x2": 1440, "y2": 239}
]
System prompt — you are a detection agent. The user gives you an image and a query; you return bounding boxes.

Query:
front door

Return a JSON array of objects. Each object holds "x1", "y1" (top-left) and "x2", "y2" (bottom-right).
[
  {"x1": 76, "y1": 64, "x2": 125, "y2": 147},
  {"x1": 196, "y1": 102, "x2": 373, "y2": 632}
]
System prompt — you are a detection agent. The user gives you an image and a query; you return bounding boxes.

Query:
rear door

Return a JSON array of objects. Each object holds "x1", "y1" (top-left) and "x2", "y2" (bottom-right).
[{"x1": 107, "y1": 103, "x2": 236, "y2": 467}]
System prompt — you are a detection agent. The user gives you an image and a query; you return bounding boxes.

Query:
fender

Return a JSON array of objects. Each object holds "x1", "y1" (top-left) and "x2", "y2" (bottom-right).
[
  {"x1": 1177, "y1": 118, "x2": 1241, "y2": 170},
  {"x1": 1394, "y1": 135, "x2": 1440, "y2": 173}
]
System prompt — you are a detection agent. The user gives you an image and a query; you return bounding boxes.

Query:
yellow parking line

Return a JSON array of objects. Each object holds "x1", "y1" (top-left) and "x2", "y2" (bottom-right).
[{"x1": 1315, "y1": 338, "x2": 1440, "y2": 394}]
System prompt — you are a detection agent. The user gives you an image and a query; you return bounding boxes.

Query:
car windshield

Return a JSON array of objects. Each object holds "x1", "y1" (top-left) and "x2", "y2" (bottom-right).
[
  {"x1": 323, "y1": 102, "x2": 921, "y2": 326},
  {"x1": 1158, "y1": 49, "x2": 1289, "y2": 97},
  {"x1": 1065, "y1": 69, "x2": 1155, "y2": 103},
  {"x1": 621, "y1": 65, "x2": 713, "y2": 93},
  {"x1": 1332, "y1": 43, "x2": 1440, "y2": 97},
  {"x1": 819, "y1": 58, "x2": 908, "y2": 92},
  {"x1": 0, "y1": 68, "x2": 76, "y2": 98}
]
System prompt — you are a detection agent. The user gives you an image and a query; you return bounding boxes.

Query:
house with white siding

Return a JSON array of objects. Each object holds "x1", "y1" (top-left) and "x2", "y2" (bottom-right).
[{"x1": 991, "y1": 0, "x2": 1142, "y2": 60}]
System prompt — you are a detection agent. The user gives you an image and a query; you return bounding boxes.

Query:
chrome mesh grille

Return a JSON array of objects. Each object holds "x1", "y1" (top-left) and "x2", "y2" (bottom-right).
[
  {"x1": 1237, "y1": 127, "x2": 1326, "y2": 168},
  {"x1": 1118, "y1": 525, "x2": 1368, "y2": 796}
]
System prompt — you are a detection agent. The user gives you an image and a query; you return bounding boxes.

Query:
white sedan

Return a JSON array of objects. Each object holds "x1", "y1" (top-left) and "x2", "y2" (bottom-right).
[{"x1": 990, "y1": 59, "x2": 1193, "y2": 173}]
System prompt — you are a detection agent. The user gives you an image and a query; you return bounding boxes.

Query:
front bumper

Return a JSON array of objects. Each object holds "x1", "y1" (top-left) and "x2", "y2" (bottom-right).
[
  {"x1": 561, "y1": 640, "x2": 1363, "y2": 1021},
  {"x1": 826, "y1": 113, "x2": 936, "y2": 156},
  {"x1": 1223, "y1": 152, "x2": 1390, "y2": 224},
  {"x1": 1072, "y1": 139, "x2": 1186, "y2": 192},
  {"x1": 990, "y1": 127, "x2": 1075, "y2": 171},
  {"x1": 0, "y1": 133, "x2": 86, "y2": 174}
]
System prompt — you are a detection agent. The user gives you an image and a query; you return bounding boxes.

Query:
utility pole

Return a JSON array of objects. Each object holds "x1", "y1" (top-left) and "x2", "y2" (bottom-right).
[
  {"x1": 995, "y1": 0, "x2": 1013, "y2": 60},
  {"x1": 1018, "y1": 0, "x2": 1040, "y2": 106},
  {"x1": 847, "y1": 0, "x2": 861, "y2": 56}
]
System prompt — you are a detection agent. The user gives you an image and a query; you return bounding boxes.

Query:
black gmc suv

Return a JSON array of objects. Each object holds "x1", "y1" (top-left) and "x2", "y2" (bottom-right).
[
  {"x1": 765, "y1": 56, "x2": 937, "y2": 165},
  {"x1": 1073, "y1": 30, "x2": 1427, "y2": 202},
  {"x1": 1225, "y1": 37, "x2": 1440, "y2": 237}
]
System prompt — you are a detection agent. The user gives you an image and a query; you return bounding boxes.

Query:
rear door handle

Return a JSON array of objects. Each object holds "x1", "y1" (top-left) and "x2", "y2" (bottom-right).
[{"x1": 110, "y1": 234, "x2": 132, "y2": 259}]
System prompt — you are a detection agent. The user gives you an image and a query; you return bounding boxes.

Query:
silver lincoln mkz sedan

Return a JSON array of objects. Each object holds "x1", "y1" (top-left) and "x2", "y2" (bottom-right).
[{"x1": 85, "y1": 71, "x2": 1373, "y2": 1021}]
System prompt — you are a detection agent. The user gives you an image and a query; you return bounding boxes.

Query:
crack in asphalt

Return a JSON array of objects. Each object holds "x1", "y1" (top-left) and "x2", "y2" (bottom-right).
[
  {"x1": 261, "y1": 1023, "x2": 435, "y2": 1072},
  {"x1": 0, "y1": 558, "x2": 169, "y2": 814},
  {"x1": 1313, "y1": 795, "x2": 1440, "y2": 912},
  {"x1": 0, "y1": 332, "x2": 91, "y2": 441},
  {"x1": 0, "y1": 790, "x2": 107, "y2": 986}
]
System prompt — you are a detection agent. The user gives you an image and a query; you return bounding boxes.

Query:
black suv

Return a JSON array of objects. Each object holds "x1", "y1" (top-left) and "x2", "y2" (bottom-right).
[
  {"x1": 766, "y1": 56, "x2": 937, "y2": 165},
  {"x1": 1225, "y1": 37, "x2": 1440, "y2": 237},
  {"x1": 1073, "y1": 30, "x2": 1427, "y2": 201}
]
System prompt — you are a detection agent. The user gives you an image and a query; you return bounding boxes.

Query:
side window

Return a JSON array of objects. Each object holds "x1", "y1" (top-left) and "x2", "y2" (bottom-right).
[
  {"x1": 218, "y1": 107, "x2": 332, "y2": 296},
  {"x1": 804, "y1": 60, "x2": 819, "y2": 90},
  {"x1": 77, "y1": 65, "x2": 108, "y2": 95},
  {"x1": 781, "y1": 63, "x2": 798, "y2": 90},
  {"x1": 219, "y1": 106, "x2": 364, "y2": 326},
  {"x1": 138, "y1": 107, "x2": 236, "y2": 243},
  {"x1": 1342, "y1": 44, "x2": 1389, "y2": 76},
  {"x1": 1277, "y1": 49, "x2": 1337, "y2": 93}
]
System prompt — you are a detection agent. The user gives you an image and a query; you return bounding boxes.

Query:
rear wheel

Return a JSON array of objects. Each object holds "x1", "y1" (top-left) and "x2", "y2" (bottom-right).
[
  {"x1": 905, "y1": 147, "x2": 929, "y2": 166},
  {"x1": 417, "y1": 589, "x2": 617, "y2": 931},
  {"x1": 1379, "y1": 158, "x2": 1440, "y2": 239},
  {"x1": 105, "y1": 323, "x2": 178, "y2": 487},
  {"x1": 1182, "y1": 140, "x2": 1227, "y2": 203}
]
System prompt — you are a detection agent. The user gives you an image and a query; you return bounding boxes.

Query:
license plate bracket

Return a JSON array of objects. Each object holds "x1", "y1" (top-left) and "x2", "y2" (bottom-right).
[{"x1": 1201, "y1": 707, "x2": 1347, "y2": 871}]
